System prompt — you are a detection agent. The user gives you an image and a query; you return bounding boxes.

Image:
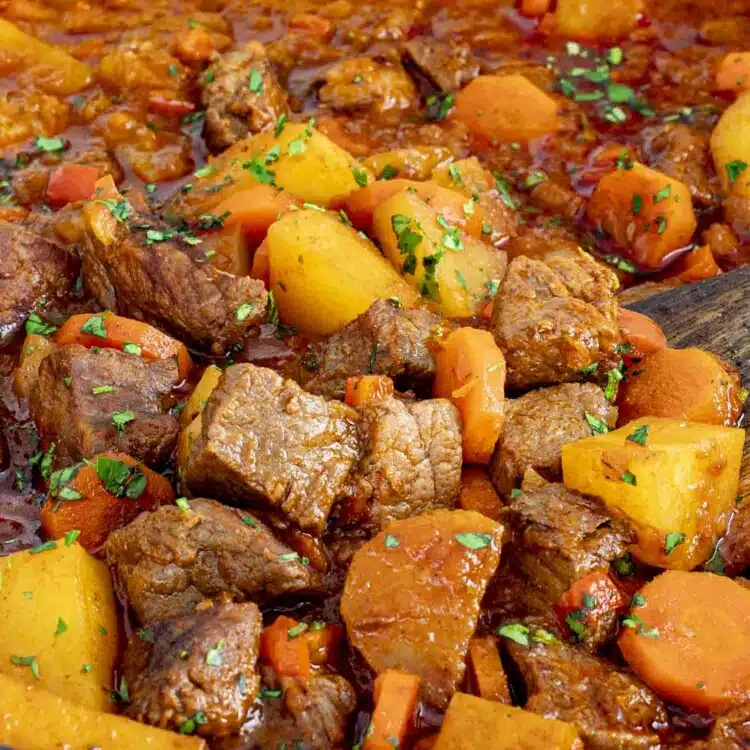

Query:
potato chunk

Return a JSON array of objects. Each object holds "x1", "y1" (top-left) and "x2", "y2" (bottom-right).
[
  {"x1": 434, "y1": 693, "x2": 583, "y2": 750},
  {"x1": 554, "y1": 0, "x2": 643, "y2": 41},
  {"x1": 561, "y1": 418, "x2": 744, "y2": 570},
  {"x1": 372, "y1": 190, "x2": 507, "y2": 318},
  {"x1": 0, "y1": 543, "x2": 118, "y2": 711},
  {"x1": 586, "y1": 163, "x2": 697, "y2": 270},
  {"x1": 711, "y1": 92, "x2": 750, "y2": 197},
  {"x1": 267, "y1": 208, "x2": 417, "y2": 335},
  {"x1": 180, "y1": 364, "x2": 223, "y2": 428},
  {"x1": 0, "y1": 673, "x2": 205, "y2": 750},
  {"x1": 341, "y1": 509, "x2": 503, "y2": 709}
]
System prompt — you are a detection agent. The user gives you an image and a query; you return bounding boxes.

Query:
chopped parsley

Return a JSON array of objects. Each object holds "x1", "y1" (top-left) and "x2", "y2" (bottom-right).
[
  {"x1": 122, "y1": 342, "x2": 142, "y2": 356},
  {"x1": 95, "y1": 455, "x2": 147, "y2": 500},
  {"x1": 384, "y1": 534, "x2": 400, "y2": 549},
  {"x1": 80, "y1": 315, "x2": 107, "y2": 338},
  {"x1": 524, "y1": 170, "x2": 548, "y2": 189},
  {"x1": 390, "y1": 214, "x2": 422, "y2": 275},
  {"x1": 25, "y1": 312, "x2": 57, "y2": 337},
  {"x1": 198, "y1": 210, "x2": 230, "y2": 230},
  {"x1": 437, "y1": 215, "x2": 463, "y2": 252},
  {"x1": 205, "y1": 640, "x2": 224, "y2": 666},
  {"x1": 494, "y1": 173, "x2": 517, "y2": 210},
  {"x1": 664, "y1": 532, "x2": 685, "y2": 555},
  {"x1": 179, "y1": 712, "x2": 208, "y2": 735},
  {"x1": 620, "y1": 470, "x2": 637, "y2": 486},
  {"x1": 604, "y1": 367, "x2": 623, "y2": 401},
  {"x1": 30, "y1": 541, "x2": 56, "y2": 554},
  {"x1": 454, "y1": 532, "x2": 492, "y2": 550},
  {"x1": 632, "y1": 194, "x2": 643, "y2": 215},
  {"x1": 248, "y1": 69, "x2": 263, "y2": 94},
  {"x1": 95, "y1": 198, "x2": 132, "y2": 224},
  {"x1": 235, "y1": 302, "x2": 255, "y2": 322},
  {"x1": 10, "y1": 655, "x2": 40, "y2": 679},
  {"x1": 243, "y1": 158, "x2": 275, "y2": 184},
  {"x1": 352, "y1": 167, "x2": 369, "y2": 187},
  {"x1": 92, "y1": 385, "x2": 115, "y2": 395},
  {"x1": 112, "y1": 410, "x2": 135, "y2": 435},
  {"x1": 497, "y1": 623, "x2": 530, "y2": 646},
  {"x1": 274, "y1": 114, "x2": 287, "y2": 136},
  {"x1": 287, "y1": 622, "x2": 308, "y2": 639},
  {"x1": 626, "y1": 424, "x2": 649, "y2": 446},
  {"x1": 726, "y1": 160, "x2": 748, "y2": 185},
  {"x1": 35, "y1": 135, "x2": 65, "y2": 153},
  {"x1": 64, "y1": 529, "x2": 81, "y2": 547},
  {"x1": 653, "y1": 184, "x2": 671, "y2": 203},
  {"x1": 54, "y1": 617, "x2": 68, "y2": 636},
  {"x1": 585, "y1": 412, "x2": 609, "y2": 435},
  {"x1": 175, "y1": 497, "x2": 191, "y2": 512},
  {"x1": 380, "y1": 164, "x2": 398, "y2": 180}
]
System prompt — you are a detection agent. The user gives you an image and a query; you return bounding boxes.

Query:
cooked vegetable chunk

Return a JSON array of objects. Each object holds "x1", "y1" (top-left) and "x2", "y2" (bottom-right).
[
  {"x1": 434, "y1": 693, "x2": 582, "y2": 750},
  {"x1": 267, "y1": 208, "x2": 417, "y2": 335},
  {"x1": 617, "y1": 308, "x2": 666, "y2": 361},
  {"x1": 0, "y1": 673, "x2": 205, "y2": 749},
  {"x1": 716, "y1": 52, "x2": 750, "y2": 94},
  {"x1": 711, "y1": 92, "x2": 750, "y2": 197},
  {"x1": 341, "y1": 509, "x2": 503, "y2": 708},
  {"x1": 554, "y1": 0, "x2": 642, "y2": 41},
  {"x1": 0, "y1": 543, "x2": 118, "y2": 711},
  {"x1": 562, "y1": 417, "x2": 744, "y2": 569},
  {"x1": 364, "y1": 669, "x2": 421, "y2": 750},
  {"x1": 180, "y1": 365, "x2": 223, "y2": 428},
  {"x1": 619, "y1": 571, "x2": 750, "y2": 713},
  {"x1": 468, "y1": 637, "x2": 511, "y2": 703}
]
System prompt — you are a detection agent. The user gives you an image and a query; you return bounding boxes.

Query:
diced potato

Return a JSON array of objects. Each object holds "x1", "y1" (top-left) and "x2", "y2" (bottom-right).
[
  {"x1": 267, "y1": 208, "x2": 417, "y2": 335},
  {"x1": 586, "y1": 163, "x2": 697, "y2": 270},
  {"x1": 0, "y1": 543, "x2": 118, "y2": 711},
  {"x1": 372, "y1": 190, "x2": 507, "y2": 318},
  {"x1": 453, "y1": 74, "x2": 559, "y2": 143},
  {"x1": 716, "y1": 52, "x2": 750, "y2": 94},
  {"x1": 180, "y1": 365, "x2": 223, "y2": 428},
  {"x1": 434, "y1": 693, "x2": 582, "y2": 750},
  {"x1": 554, "y1": 0, "x2": 643, "y2": 41},
  {"x1": 0, "y1": 673, "x2": 206, "y2": 750},
  {"x1": 363, "y1": 147, "x2": 452, "y2": 181},
  {"x1": 0, "y1": 19, "x2": 92, "y2": 95},
  {"x1": 711, "y1": 92, "x2": 750, "y2": 197},
  {"x1": 431, "y1": 157, "x2": 493, "y2": 195},
  {"x1": 13, "y1": 333, "x2": 57, "y2": 402},
  {"x1": 561, "y1": 417, "x2": 744, "y2": 570},
  {"x1": 169, "y1": 124, "x2": 371, "y2": 218},
  {"x1": 178, "y1": 413, "x2": 202, "y2": 476}
]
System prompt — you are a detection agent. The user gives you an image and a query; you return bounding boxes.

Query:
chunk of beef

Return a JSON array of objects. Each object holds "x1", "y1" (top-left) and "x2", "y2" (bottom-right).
[
  {"x1": 500, "y1": 473, "x2": 632, "y2": 619},
  {"x1": 504, "y1": 637, "x2": 668, "y2": 749},
  {"x1": 0, "y1": 221, "x2": 79, "y2": 347},
  {"x1": 703, "y1": 704, "x2": 750, "y2": 748},
  {"x1": 299, "y1": 299, "x2": 440, "y2": 400},
  {"x1": 201, "y1": 42, "x2": 290, "y2": 152},
  {"x1": 643, "y1": 124, "x2": 718, "y2": 207},
  {"x1": 106, "y1": 498, "x2": 323, "y2": 623},
  {"x1": 342, "y1": 509, "x2": 503, "y2": 708},
  {"x1": 529, "y1": 180, "x2": 583, "y2": 220},
  {"x1": 718, "y1": 499, "x2": 750, "y2": 576},
  {"x1": 725, "y1": 196, "x2": 750, "y2": 245},
  {"x1": 491, "y1": 250, "x2": 620, "y2": 390},
  {"x1": 402, "y1": 38, "x2": 478, "y2": 92},
  {"x1": 490, "y1": 383, "x2": 617, "y2": 495},
  {"x1": 29, "y1": 345, "x2": 178, "y2": 466},
  {"x1": 184, "y1": 364, "x2": 360, "y2": 534},
  {"x1": 82, "y1": 206, "x2": 267, "y2": 355},
  {"x1": 346, "y1": 395, "x2": 462, "y2": 528},
  {"x1": 123, "y1": 601, "x2": 262, "y2": 738}
]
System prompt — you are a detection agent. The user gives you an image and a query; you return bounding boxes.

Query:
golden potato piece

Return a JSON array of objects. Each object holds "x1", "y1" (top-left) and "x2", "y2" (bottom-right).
[
  {"x1": 555, "y1": 0, "x2": 643, "y2": 41},
  {"x1": 711, "y1": 91, "x2": 750, "y2": 197},
  {"x1": 180, "y1": 365, "x2": 223, "y2": 428},
  {"x1": 341, "y1": 509, "x2": 503, "y2": 709}
]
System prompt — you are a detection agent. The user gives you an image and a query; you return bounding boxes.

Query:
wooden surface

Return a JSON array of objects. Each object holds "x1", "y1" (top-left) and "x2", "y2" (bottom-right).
[{"x1": 626, "y1": 266, "x2": 750, "y2": 499}]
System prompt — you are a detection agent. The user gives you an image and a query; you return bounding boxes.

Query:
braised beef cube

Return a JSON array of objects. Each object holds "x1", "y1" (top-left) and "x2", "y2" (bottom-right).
[
  {"x1": 300, "y1": 300, "x2": 440, "y2": 400},
  {"x1": 491, "y1": 250, "x2": 620, "y2": 390},
  {"x1": 184, "y1": 364, "x2": 360, "y2": 534},
  {"x1": 29, "y1": 344, "x2": 178, "y2": 466},
  {"x1": 106, "y1": 498, "x2": 323, "y2": 623},
  {"x1": 717, "y1": 497, "x2": 750, "y2": 576},
  {"x1": 501, "y1": 473, "x2": 632, "y2": 618},
  {"x1": 0, "y1": 221, "x2": 79, "y2": 347},
  {"x1": 123, "y1": 601, "x2": 262, "y2": 737},
  {"x1": 402, "y1": 38, "x2": 478, "y2": 92},
  {"x1": 504, "y1": 637, "x2": 668, "y2": 749},
  {"x1": 704, "y1": 704, "x2": 750, "y2": 747},
  {"x1": 346, "y1": 395, "x2": 462, "y2": 528},
  {"x1": 490, "y1": 383, "x2": 617, "y2": 495},
  {"x1": 201, "y1": 42, "x2": 290, "y2": 152},
  {"x1": 83, "y1": 207, "x2": 267, "y2": 355}
]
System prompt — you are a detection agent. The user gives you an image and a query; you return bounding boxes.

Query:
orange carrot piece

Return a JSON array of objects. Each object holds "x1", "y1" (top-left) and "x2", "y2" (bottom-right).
[
  {"x1": 619, "y1": 570, "x2": 750, "y2": 713},
  {"x1": 617, "y1": 308, "x2": 667, "y2": 361},
  {"x1": 54, "y1": 312, "x2": 192, "y2": 381},
  {"x1": 147, "y1": 95, "x2": 196, "y2": 118},
  {"x1": 716, "y1": 52, "x2": 750, "y2": 94},
  {"x1": 433, "y1": 327, "x2": 505, "y2": 464},
  {"x1": 554, "y1": 569, "x2": 628, "y2": 639},
  {"x1": 39, "y1": 452, "x2": 174, "y2": 552},
  {"x1": 46, "y1": 165, "x2": 100, "y2": 208},
  {"x1": 468, "y1": 637, "x2": 511, "y2": 703},
  {"x1": 365, "y1": 669, "x2": 421, "y2": 750},
  {"x1": 675, "y1": 244, "x2": 722, "y2": 283},
  {"x1": 260, "y1": 616, "x2": 311, "y2": 679},
  {"x1": 457, "y1": 468, "x2": 503, "y2": 521},
  {"x1": 344, "y1": 375, "x2": 395, "y2": 408},
  {"x1": 303, "y1": 623, "x2": 343, "y2": 666}
]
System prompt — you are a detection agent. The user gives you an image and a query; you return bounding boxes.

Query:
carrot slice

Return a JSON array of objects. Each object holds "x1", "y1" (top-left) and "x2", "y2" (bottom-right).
[
  {"x1": 433, "y1": 327, "x2": 505, "y2": 464},
  {"x1": 40, "y1": 452, "x2": 174, "y2": 552},
  {"x1": 617, "y1": 308, "x2": 667, "y2": 362},
  {"x1": 46, "y1": 165, "x2": 100, "y2": 208},
  {"x1": 457, "y1": 467, "x2": 502, "y2": 521},
  {"x1": 260, "y1": 616, "x2": 311, "y2": 679},
  {"x1": 55, "y1": 312, "x2": 192, "y2": 381},
  {"x1": 365, "y1": 669, "x2": 421, "y2": 750},
  {"x1": 619, "y1": 570, "x2": 750, "y2": 713},
  {"x1": 468, "y1": 637, "x2": 511, "y2": 703},
  {"x1": 344, "y1": 375, "x2": 395, "y2": 408}
]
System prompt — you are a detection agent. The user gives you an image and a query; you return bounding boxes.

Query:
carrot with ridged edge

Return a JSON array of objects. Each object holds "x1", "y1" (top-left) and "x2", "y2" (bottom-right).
[{"x1": 364, "y1": 669, "x2": 421, "y2": 750}]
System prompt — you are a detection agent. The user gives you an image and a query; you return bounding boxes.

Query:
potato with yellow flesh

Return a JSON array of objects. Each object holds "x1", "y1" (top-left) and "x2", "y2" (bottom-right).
[
  {"x1": 169, "y1": 124, "x2": 371, "y2": 219},
  {"x1": 561, "y1": 417, "x2": 744, "y2": 570},
  {"x1": 555, "y1": 0, "x2": 643, "y2": 41},
  {"x1": 178, "y1": 414, "x2": 202, "y2": 476},
  {"x1": 13, "y1": 334, "x2": 56, "y2": 402},
  {"x1": 0, "y1": 543, "x2": 118, "y2": 711},
  {"x1": 586, "y1": 163, "x2": 696, "y2": 270},
  {"x1": 180, "y1": 365, "x2": 223, "y2": 428},
  {"x1": 372, "y1": 190, "x2": 507, "y2": 318},
  {"x1": 0, "y1": 673, "x2": 206, "y2": 750},
  {"x1": 434, "y1": 693, "x2": 582, "y2": 750},
  {"x1": 711, "y1": 92, "x2": 750, "y2": 197},
  {"x1": 363, "y1": 147, "x2": 451, "y2": 181},
  {"x1": 0, "y1": 19, "x2": 92, "y2": 95}
]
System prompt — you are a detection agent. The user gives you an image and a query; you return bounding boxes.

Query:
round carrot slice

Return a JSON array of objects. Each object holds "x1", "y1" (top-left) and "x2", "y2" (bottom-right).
[
  {"x1": 619, "y1": 570, "x2": 750, "y2": 713},
  {"x1": 618, "y1": 308, "x2": 666, "y2": 361}
]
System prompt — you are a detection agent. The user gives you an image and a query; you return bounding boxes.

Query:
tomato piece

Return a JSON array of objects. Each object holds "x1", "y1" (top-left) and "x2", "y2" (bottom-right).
[{"x1": 46, "y1": 165, "x2": 100, "y2": 208}]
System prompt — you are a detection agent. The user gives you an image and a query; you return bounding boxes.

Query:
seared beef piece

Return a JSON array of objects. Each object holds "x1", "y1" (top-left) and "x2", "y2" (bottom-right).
[
  {"x1": 490, "y1": 383, "x2": 617, "y2": 495},
  {"x1": 82, "y1": 208, "x2": 267, "y2": 355},
  {"x1": 106, "y1": 498, "x2": 322, "y2": 624},
  {"x1": 491, "y1": 250, "x2": 620, "y2": 391},
  {"x1": 29, "y1": 345, "x2": 178, "y2": 466},
  {"x1": 346, "y1": 395, "x2": 462, "y2": 528},
  {"x1": 500, "y1": 473, "x2": 632, "y2": 618},
  {"x1": 529, "y1": 180, "x2": 583, "y2": 220},
  {"x1": 184, "y1": 364, "x2": 360, "y2": 534},
  {"x1": 0, "y1": 221, "x2": 79, "y2": 347},
  {"x1": 402, "y1": 38, "x2": 478, "y2": 92},
  {"x1": 717, "y1": 499, "x2": 750, "y2": 576},
  {"x1": 123, "y1": 601, "x2": 262, "y2": 738},
  {"x1": 201, "y1": 42, "x2": 290, "y2": 152},
  {"x1": 644, "y1": 123, "x2": 718, "y2": 207},
  {"x1": 504, "y1": 637, "x2": 668, "y2": 750},
  {"x1": 299, "y1": 299, "x2": 440, "y2": 400},
  {"x1": 703, "y1": 704, "x2": 750, "y2": 748},
  {"x1": 725, "y1": 196, "x2": 750, "y2": 245}
]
